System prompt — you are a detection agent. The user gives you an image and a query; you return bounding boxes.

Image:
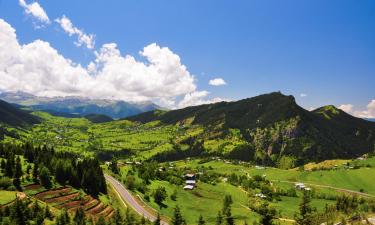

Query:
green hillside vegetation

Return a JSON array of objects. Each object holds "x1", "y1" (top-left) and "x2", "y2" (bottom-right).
[
  {"x1": 0, "y1": 100, "x2": 40, "y2": 127},
  {"x1": 84, "y1": 114, "x2": 114, "y2": 123}
]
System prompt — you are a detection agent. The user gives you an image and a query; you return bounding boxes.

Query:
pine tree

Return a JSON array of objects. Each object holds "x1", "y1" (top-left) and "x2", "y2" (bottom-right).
[
  {"x1": 97, "y1": 216, "x2": 107, "y2": 225},
  {"x1": 39, "y1": 166, "x2": 52, "y2": 189},
  {"x1": 44, "y1": 204, "x2": 53, "y2": 220},
  {"x1": 73, "y1": 207, "x2": 86, "y2": 225},
  {"x1": 154, "y1": 213, "x2": 161, "y2": 225},
  {"x1": 172, "y1": 206, "x2": 185, "y2": 225},
  {"x1": 56, "y1": 209, "x2": 70, "y2": 225},
  {"x1": 222, "y1": 195, "x2": 234, "y2": 225},
  {"x1": 258, "y1": 202, "x2": 276, "y2": 225},
  {"x1": 33, "y1": 162, "x2": 39, "y2": 183},
  {"x1": 198, "y1": 215, "x2": 206, "y2": 225},
  {"x1": 295, "y1": 191, "x2": 315, "y2": 225},
  {"x1": 111, "y1": 210, "x2": 123, "y2": 225},
  {"x1": 216, "y1": 211, "x2": 223, "y2": 225}
]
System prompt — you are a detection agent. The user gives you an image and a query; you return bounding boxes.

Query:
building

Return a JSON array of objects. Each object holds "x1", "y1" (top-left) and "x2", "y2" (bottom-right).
[
  {"x1": 184, "y1": 173, "x2": 196, "y2": 190},
  {"x1": 183, "y1": 185, "x2": 194, "y2": 190}
]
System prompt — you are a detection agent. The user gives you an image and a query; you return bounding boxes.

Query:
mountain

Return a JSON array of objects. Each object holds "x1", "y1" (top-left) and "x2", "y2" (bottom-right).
[
  {"x1": 0, "y1": 99, "x2": 40, "y2": 127},
  {"x1": 0, "y1": 91, "x2": 161, "y2": 119},
  {"x1": 84, "y1": 114, "x2": 114, "y2": 123},
  {"x1": 366, "y1": 118, "x2": 375, "y2": 122},
  {"x1": 127, "y1": 92, "x2": 375, "y2": 163}
]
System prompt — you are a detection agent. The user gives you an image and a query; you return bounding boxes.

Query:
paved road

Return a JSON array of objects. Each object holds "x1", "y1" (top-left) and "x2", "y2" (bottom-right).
[
  {"x1": 273, "y1": 180, "x2": 375, "y2": 198},
  {"x1": 105, "y1": 174, "x2": 168, "y2": 225}
]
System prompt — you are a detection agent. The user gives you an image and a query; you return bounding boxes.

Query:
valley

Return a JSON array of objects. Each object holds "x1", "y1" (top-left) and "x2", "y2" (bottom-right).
[{"x1": 1, "y1": 93, "x2": 375, "y2": 225}]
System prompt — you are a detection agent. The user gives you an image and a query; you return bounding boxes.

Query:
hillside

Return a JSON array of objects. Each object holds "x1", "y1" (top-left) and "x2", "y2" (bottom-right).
[
  {"x1": 0, "y1": 99, "x2": 40, "y2": 127},
  {"x1": 0, "y1": 91, "x2": 161, "y2": 119},
  {"x1": 127, "y1": 92, "x2": 375, "y2": 163},
  {"x1": 84, "y1": 114, "x2": 114, "y2": 123}
]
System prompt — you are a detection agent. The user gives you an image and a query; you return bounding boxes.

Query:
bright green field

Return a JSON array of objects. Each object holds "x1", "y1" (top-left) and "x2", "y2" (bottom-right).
[
  {"x1": 0, "y1": 190, "x2": 17, "y2": 204},
  {"x1": 176, "y1": 159, "x2": 375, "y2": 196}
]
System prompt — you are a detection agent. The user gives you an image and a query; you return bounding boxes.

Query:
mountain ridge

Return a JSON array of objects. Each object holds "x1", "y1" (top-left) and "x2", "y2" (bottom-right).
[{"x1": 0, "y1": 91, "x2": 161, "y2": 119}]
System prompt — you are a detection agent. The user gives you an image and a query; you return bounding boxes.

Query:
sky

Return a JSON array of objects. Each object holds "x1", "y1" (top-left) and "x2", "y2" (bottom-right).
[{"x1": 0, "y1": 0, "x2": 374, "y2": 117}]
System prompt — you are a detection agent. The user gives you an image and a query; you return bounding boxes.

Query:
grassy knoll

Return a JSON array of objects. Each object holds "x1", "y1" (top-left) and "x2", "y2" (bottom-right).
[
  {"x1": 138, "y1": 180, "x2": 259, "y2": 225},
  {"x1": 0, "y1": 190, "x2": 17, "y2": 204}
]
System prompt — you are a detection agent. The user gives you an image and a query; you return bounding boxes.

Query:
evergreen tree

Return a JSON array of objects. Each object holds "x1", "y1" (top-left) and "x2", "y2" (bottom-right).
[
  {"x1": 44, "y1": 204, "x2": 53, "y2": 220},
  {"x1": 172, "y1": 206, "x2": 185, "y2": 225},
  {"x1": 13, "y1": 156, "x2": 23, "y2": 188},
  {"x1": 56, "y1": 209, "x2": 70, "y2": 225},
  {"x1": 33, "y1": 162, "x2": 39, "y2": 183},
  {"x1": 198, "y1": 215, "x2": 206, "y2": 225},
  {"x1": 9, "y1": 198, "x2": 26, "y2": 225},
  {"x1": 111, "y1": 210, "x2": 123, "y2": 225},
  {"x1": 222, "y1": 195, "x2": 234, "y2": 225},
  {"x1": 216, "y1": 211, "x2": 223, "y2": 225},
  {"x1": 258, "y1": 202, "x2": 276, "y2": 225},
  {"x1": 153, "y1": 186, "x2": 167, "y2": 208},
  {"x1": 39, "y1": 166, "x2": 52, "y2": 189},
  {"x1": 295, "y1": 191, "x2": 315, "y2": 225},
  {"x1": 154, "y1": 213, "x2": 161, "y2": 225},
  {"x1": 97, "y1": 216, "x2": 106, "y2": 225},
  {"x1": 73, "y1": 208, "x2": 86, "y2": 225}
]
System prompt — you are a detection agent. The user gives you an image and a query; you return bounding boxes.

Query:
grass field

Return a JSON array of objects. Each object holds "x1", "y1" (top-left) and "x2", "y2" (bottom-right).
[{"x1": 0, "y1": 190, "x2": 17, "y2": 205}]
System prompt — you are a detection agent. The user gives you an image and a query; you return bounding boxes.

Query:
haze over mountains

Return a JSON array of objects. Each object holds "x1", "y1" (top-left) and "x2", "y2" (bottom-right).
[{"x1": 0, "y1": 91, "x2": 161, "y2": 119}]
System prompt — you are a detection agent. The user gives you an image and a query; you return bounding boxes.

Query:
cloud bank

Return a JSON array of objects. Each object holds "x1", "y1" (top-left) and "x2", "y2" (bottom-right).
[{"x1": 0, "y1": 19, "x2": 221, "y2": 108}]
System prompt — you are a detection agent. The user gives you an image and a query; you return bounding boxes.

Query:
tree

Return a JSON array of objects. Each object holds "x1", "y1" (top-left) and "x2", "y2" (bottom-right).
[
  {"x1": 295, "y1": 191, "x2": 315, "y2": 225},
  {"x1": 258, "y1": 202, "x2": 276, "y2": 225},
  {"x1": 110, "y1": 158, "x2": 119, "y2": 174},
  {"x1": 154, "y1": 213, "x2": 161, "y2": 225},
  {"x1": 97, "y1": 216, "x2": 107, "y2": 225},
  {"x1": 33, "y1": 162, "x2": 39, "y2": 183},
  {"x1": 153, "y1": 186, "x2": 167, "y2": 208},
  {"x1": 111, "y1": 210, "x2": 123, "y2": 225},
  {"x1": 222, "y1": 195, "x2": 234, "y2": 225},
  {"x1": 216, "y1": 211, "x2": 223, "y2": 225},
  {"x1": 13, "y1": 156, "x2": 23, "y2": 188},
  {"x1": 125, "y1": 175, "x2": 136, "y2": 190},
  {"x1": 39, "y1": 167, "x2": 52, "y2": 189},
  {"x1": 44, "y1": 205, "x2": 53, "y2": 220},
  {"x1": 56, "y1": 209, "x2": 70, "y2": 225},
  {"x1": 172, "y1": 206, "x2": 185, "y2": 225},
  {"x1": 73, "y1": 208, "x2": 86, "y2": 225},
  {"x1": 198, "y1": 215, "x2": 206, "y2": 225},
  {"x1": 171, "y1": 189, "x2": 178, "y2": 201}
]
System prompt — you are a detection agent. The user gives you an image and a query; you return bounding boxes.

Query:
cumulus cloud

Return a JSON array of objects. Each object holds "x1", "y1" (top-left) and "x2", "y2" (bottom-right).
[
  {"x1": 300, "y1": 93, "x2": 307, "y2": 98},
  {"x1": 177, "y1": 91, "x2": 226, "y2": 108},
  {"x1": 338, "y1": 104, "x2": 354, "y2": 113},
  {"x1": 209, "y1": 78, "x2": 226, "y2": 86},
  {"x1": 354, "y1": 100, "x2": 375, "y2": 118},
  {"x1": 19, "y1": 0, "x2": 50, "y2": 26},
  {"x1": 55, "y1": 15, "x2": 95, "y2": 49},
  {"x1": 0, "y1": 19, "x2": 220, "y2": 108},
  {"x1": 338, "y1": 101, "x2": 375, "y2": 118}
]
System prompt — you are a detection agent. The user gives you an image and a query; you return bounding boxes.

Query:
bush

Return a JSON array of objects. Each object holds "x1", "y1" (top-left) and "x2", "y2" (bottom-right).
[{"x1": 0, "y1": 177, "x2": 12, "y2": 189}]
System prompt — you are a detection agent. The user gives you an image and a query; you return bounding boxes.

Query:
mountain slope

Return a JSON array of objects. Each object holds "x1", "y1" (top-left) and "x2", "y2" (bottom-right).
[
  {"x1": 0, "y1": 100, "x2": 40, "y2": 127},
  {"x1": 0, "y1": 91, "x2": 161, "y2": 119},
  {"x1": 127, "y1": 92, "x2": 375, "y2": 163},
  {"x1": 84, "y1": 114, "x2": 114, "y2": 123}
]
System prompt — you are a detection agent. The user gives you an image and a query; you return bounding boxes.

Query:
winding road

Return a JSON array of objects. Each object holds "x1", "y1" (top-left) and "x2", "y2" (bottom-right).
[{"x1": 104, "y1": 174, "x2": 168, "y2": 225}]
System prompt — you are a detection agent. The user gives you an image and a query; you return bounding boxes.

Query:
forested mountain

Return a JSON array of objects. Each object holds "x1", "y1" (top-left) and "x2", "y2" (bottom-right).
[
  {"x1": 0, "y1": 91, "x2": 161, "y2": 119},
  {"x1": 127, "y1": 92, "x2": 375, "y2": 163},
  {"x1": 0, "y1": 99, "x2": 40, "y2": 127}
]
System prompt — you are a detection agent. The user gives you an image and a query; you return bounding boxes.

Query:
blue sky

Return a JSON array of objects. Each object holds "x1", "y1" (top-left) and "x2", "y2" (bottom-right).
[{"x1": 0, "y1": 0, "x2": 374, "y2": 116}]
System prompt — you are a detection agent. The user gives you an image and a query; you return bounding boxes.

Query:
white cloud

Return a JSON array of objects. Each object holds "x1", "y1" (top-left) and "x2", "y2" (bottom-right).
[
  {"x1": 178, "y1": 91, "x2": 226, "y2": 108},
  {"x1": 337, "y1": 101, "x2": 375, "y2": 118},
  {"x1": 0, "y1": 19, "x2": 221, "y2": 108},
  {"x1": 209, "y1": 78, "x2": 226, "y2": 86},
  {"x1": 338, "y1": 104, "x2": 354, "y2": 113},
  {"x1": 19, "y1": 0, "x2": 50, "y2": 26},
  {"x1": 354, "y1": 100, "x2": 375, "y2": 118},
  {"x1": 55, "y1": 15, "x2": 95, "y2": 49},
  {"x1": 300, "y1": 93, "x2": 307, "y2": 98}
]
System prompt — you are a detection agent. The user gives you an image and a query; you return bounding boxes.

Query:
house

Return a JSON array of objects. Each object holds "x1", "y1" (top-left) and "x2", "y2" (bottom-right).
[
  {"x1": 255, "y1": 193, "x2": 267, "y2": 198},
  {"x1": 295, "y1": 183, "x2": 306, "y2": 190},
  {"x1": 183, "y1": 185, "x2": 194, "y2": 190},
  {"x1": 186, "y1": 180, "x2": 196, "y2": 186},
  {"x1": 184, "y1": 173, "x2": 196, "y2": 190}
]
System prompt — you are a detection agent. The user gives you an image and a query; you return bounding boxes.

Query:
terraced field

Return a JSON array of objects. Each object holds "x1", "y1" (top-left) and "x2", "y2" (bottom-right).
[{"x1": 24, "y1": 184, "x2": 114, "y2": 219}]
